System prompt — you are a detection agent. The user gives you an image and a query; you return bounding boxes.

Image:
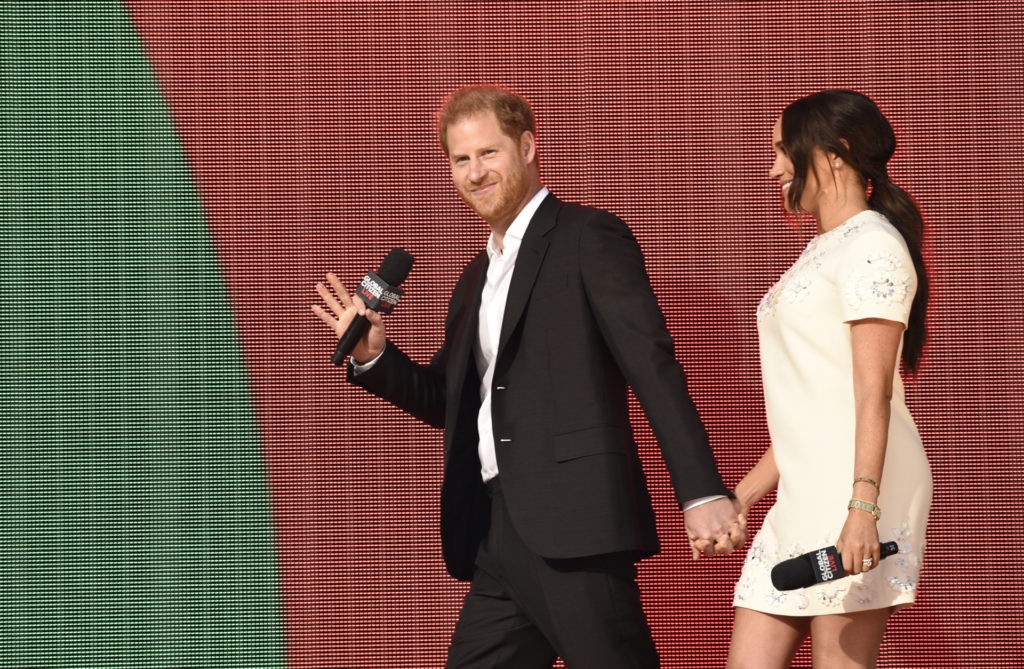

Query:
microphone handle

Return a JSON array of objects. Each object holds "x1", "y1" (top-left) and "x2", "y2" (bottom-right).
[
  {"x1": 880, "y1": 541, "x2": 899, "y2": 560},
  {"x1": 332, "y1": 314, "x2": 371, "y2": 365}
]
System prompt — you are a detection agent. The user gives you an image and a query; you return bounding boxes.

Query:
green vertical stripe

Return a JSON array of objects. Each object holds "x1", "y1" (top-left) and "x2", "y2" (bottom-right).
[{"x1": 0, "y1": 3, "x2": 285, "y2": 667}]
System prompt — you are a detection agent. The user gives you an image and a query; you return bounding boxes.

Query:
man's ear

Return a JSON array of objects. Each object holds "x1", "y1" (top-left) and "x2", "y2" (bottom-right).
[{"x1": 520, "y1": 130, "x2": 537, "y2": 163}]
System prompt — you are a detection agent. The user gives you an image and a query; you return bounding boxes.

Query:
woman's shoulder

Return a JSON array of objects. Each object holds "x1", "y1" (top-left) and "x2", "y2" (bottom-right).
[
  {"x1": 833, "y1": 210, "x2": 915, "y2": 284},
  {"x1": 851, "y1": 209, "x2": 903, "y2": 239},
  {"x1": 842, "y1": 210, "x2": 910, "y2": 253}
]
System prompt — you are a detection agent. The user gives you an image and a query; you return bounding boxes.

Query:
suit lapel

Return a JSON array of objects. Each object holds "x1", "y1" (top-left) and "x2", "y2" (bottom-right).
[
  {"x1": 443, "y1": 251, "x2": 488, "y2": 454},
  {"x1": 497, "y1": 192, "x2": 559, "y2": 356},
  {"x1": 448, "y1": 250, "x2": 488, "y2": 385}
]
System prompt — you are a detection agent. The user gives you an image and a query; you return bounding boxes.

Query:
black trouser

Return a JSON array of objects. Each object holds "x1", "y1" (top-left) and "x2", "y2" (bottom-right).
[{"x1": 446, "y1": 478, "x2": 659, "y2": 668}]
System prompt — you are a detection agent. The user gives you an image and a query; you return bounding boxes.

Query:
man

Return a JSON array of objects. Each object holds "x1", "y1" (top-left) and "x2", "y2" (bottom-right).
[{"x1": 313, "y1": 85, "x2": 743, "y2": 668}]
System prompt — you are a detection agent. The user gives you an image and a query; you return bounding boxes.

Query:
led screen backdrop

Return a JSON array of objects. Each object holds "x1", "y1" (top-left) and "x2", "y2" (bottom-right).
[{"x1": 2, "y1": 1, "x2": 1022, "y2": 667}]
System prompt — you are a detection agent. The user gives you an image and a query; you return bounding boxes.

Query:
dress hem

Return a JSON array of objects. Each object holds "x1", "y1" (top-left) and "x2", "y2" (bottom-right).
[{"x1": 732, "y1": 595, "x2": 916, "y2": 617}]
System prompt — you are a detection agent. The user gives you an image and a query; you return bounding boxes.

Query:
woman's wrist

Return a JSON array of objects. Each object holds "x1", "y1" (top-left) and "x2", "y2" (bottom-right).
[
  {"x1": 848, "y1": 498, "x2": 882, "y2": 520},
  {"x1": 732, "y1": 483, "x2": 764, "y2": 511},
  {"x1": 852, "y1": 476, "x2": 880, "y2": 503},
  {"x1": 853, "y1": 475, "x2": 880, "y2": 489}
]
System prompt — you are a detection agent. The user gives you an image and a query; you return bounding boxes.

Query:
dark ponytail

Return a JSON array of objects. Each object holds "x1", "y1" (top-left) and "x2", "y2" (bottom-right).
[
  {"x1": 868, "y1": 176, "x2": 929, "y2": 372},
  {"x1": 782, "y1": 90, "x2": 929, "y2": 372}
]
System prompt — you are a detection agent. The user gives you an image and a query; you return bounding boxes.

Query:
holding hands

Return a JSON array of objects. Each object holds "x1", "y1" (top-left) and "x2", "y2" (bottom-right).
[{"x1": 685, "y1": 497, "x2": 747, "y2": 560}]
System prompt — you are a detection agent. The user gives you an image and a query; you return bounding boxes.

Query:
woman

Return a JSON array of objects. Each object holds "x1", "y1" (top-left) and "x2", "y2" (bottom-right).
[{"x1": 727, "y1": 90, "x2": 933, "y2": 668}]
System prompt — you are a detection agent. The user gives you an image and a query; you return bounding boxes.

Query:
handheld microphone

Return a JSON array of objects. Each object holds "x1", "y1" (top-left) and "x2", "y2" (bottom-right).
[
  {"x1": 770, "y1": 541, "x2": 899, "y2": 591},
  {"x1": 331, "y1": 248, "x2": 415, "y2": 366}
]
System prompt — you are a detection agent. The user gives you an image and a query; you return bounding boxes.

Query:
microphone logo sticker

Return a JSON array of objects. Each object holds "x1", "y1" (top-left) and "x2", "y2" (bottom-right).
[
  {"x1": 358, "y1": 271, "x2": 404, "y2": 314},
  {"x1": 359, "y1": 274, "x2": 385, "y2": 301},
  {"x1": 815, "y1": 548, "x2": 839, "y2": 582}
]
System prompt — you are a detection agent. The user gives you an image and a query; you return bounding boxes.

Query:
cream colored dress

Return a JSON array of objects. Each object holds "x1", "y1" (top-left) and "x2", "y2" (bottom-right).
[{"x1": 734, "y1": 210, "x2": 932, "y2": 616}]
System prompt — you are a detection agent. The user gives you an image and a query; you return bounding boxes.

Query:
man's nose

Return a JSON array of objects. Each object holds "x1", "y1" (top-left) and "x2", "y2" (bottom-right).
[{"x1": 467, "y1": 158, "x2": 486, "y2": 182}]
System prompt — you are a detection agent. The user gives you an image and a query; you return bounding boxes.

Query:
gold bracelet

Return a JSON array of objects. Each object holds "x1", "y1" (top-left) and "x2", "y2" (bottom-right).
[
  {"x1": 848, "y1": 498, "x2": 881, "y2": 520},
  {"x1": 853, "y1": 476, "x2": 880, "y2": 491}
]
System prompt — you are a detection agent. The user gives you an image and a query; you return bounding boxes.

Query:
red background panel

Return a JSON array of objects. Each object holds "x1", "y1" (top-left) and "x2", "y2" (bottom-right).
[{"x1": 129, "y1": 2, "x2": 1024, "y2": 666}]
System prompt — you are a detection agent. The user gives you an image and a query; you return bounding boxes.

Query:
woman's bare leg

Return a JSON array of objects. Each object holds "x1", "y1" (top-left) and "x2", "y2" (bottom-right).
[
  {"x1": 727, "y1": 607, "x2": 809, "y2": 669},
  {"x1": 809, "y1": 607, "x2": 892, "y2": 669}
]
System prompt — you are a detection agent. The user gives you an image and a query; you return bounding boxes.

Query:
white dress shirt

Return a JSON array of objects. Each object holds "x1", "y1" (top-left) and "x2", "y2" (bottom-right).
[{"x1": 474, "y1": 186, "x2": 549, "y2": 481}]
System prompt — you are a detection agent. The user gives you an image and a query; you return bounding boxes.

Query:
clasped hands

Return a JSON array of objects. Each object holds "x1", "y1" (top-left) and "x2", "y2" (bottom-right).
[{"x1": 685, "y1": 497, "x2": 747, "y2": 560}]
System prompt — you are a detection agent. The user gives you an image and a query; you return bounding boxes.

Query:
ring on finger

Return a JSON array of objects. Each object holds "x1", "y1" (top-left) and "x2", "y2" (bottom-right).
[{"x1": 862, "y1": 557, "x2": 873, "y2": 568}]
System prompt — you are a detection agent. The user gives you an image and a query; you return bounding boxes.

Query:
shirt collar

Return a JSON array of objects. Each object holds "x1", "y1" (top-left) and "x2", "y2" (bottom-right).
[{"x1": 486, "y1": 186, "x2": 550, "y2": 259}]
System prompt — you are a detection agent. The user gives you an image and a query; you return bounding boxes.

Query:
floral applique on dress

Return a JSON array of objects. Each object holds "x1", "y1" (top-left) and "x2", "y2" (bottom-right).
[
  {"x1": 845, "y1": 252, "x2": 910, "y2": 310},
  {"x1": 757, "y1": 218, "x2": 867, "y2": 320},
  {"x1": 886, "y1": 522, "x2": 922, "y2": 594}
]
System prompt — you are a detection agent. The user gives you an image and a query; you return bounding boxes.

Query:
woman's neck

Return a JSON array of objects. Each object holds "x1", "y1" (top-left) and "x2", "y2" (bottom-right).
[
  {"x1": 814, "y1": 183, "x2": 869, "y2": 234},
  {"x1": 816, "y1": 202, "x2": 868, "y2": 234}
]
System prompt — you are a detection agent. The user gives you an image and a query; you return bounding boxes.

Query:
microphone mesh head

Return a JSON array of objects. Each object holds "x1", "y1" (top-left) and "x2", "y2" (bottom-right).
[
  {"x1": 378, "y1": 248, "x2": 415, "y2": 286},
  {"x1": 770, "y1": 555, "x2": 815, "y2": 591}
]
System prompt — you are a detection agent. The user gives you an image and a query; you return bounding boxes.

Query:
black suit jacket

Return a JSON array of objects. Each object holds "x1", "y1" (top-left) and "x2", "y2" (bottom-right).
[{"x1": 350, "y1": 192, "x2": 729, "y2": 580}]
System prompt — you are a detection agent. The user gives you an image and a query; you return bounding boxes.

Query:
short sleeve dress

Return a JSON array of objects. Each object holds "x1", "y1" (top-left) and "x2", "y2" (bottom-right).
[{"x1": 734, "y1": 209, "x2": 933, "y2": 616}]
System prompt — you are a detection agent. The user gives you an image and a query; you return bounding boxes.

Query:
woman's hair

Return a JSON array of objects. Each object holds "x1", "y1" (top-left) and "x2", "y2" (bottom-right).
[
  {"x1": 781, "y1": 89, "x2": 929, "y2": 372},
  {"x1": 437, "y1": 85, "x2": 536, "y2": 156}
]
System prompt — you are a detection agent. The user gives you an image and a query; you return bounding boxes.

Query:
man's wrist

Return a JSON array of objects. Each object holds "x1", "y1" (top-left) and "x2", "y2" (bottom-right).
[
  {"x1": 682, "y1": 494, "x2": 727, "y2": 511},
  {"x1": 350, "y1": 345, "x2": 385, "y2": 374}
]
